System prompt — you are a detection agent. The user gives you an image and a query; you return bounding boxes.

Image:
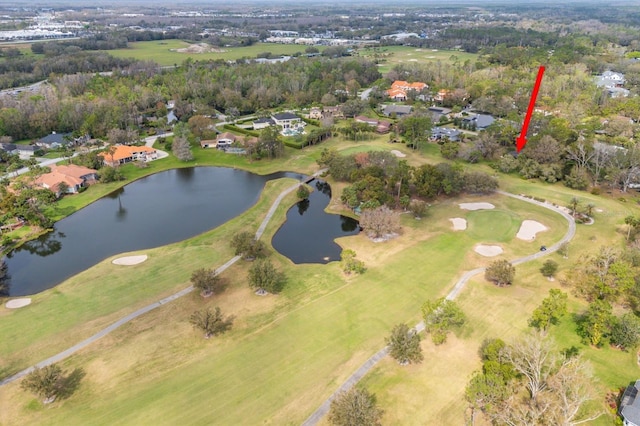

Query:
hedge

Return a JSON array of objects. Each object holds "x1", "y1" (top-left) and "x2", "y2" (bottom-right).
[{"x1": 222, "y1": 124, "x2": 259, "y2": 137}]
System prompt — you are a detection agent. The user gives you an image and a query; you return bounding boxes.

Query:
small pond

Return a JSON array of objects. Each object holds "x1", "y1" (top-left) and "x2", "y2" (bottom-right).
[{"x1": 272, "y1": 180, "x2": 360, "y2": 264}]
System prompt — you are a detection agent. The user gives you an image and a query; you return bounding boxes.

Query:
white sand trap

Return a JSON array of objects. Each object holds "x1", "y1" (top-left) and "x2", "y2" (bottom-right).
[
  {"x1": 517, "y1": 220, "x2": 547, "y2": 241},
  {"x1": 408, "y1": 58, "x2": 418, "y2": 62},
  {"x1": 449, "y1": 218, "x2": 467, "y2": 231},
  {"x1": 390, "y1": 149, "x2": 406, "y2": 158},
  {"x1": 459, "y1": 202, "x2": 495, "y2": 211},
  {"x1": 474, "y1": 244, "x2": 503, "y2": 257},
  {"x1": 112, "y1": 255, "x2": 148, "y2": 265},
  {"x1": 427, "y1": 56, "x2": 436, "y2": 58},
  {"x1": 6, "y1": 298, "x2": 31, "y2": 309}
]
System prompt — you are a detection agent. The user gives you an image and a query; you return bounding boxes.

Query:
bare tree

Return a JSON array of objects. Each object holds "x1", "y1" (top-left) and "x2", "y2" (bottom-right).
[
  {"x1": 359, "y1": 206, "x2": 401, "y2": 239},
  {"x1": 500, "y1": 332, "x2": 557, "y2": 401}
]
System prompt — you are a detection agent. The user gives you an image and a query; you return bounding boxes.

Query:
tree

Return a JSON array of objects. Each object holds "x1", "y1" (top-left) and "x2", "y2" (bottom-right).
[
  {"x1": 340, "y1": 249, "x2": 365, "y2": 274},
  {"x1": 540, "y1": 259, "x2": 559, "y2": 278},
  {"x1": 328, "y1": 388, "x2": 383, "y2": 426},
  {"x1": 409, "y1": 199, "x2": 428, "y2": 219},
  {"x1": 248, "y1": 258, "x2": 285, "y2": 294},
  {"x1": 484, "y1": 259, "x2": 515, "y2": 286},
  {"x1": 463, "y1": 171, "x2": 498, "y2": 194},
  {"x1": 359, "y1": 205, "x2": 400, "y2": 239},
  {"x1": 609, "y1": 312, "x2": 640, "y2": 350},
  {"x1": 386, "y1": 323, "x2": 423, "y2": 364},
  {"x1": 21, "y1": 365, "x2": 64, "y2": 404},
  {"x1": 558, "y1": 241, "x2": 570, "y2": 259},
  {"x1": 172, "y1": 135, "x2": 193, "y2": 161},
  {"x1": 190, "y1": 268, "x2": 222, "y2": 297},
  {"x1": 568, "y1": 197, "x2": 580, "y2": 217},
  {"x1": 577, "y1": 299, "x2": 612, "y2": 347},
  {"x1": 230, "y1": 231, "x2": 266, "y2": 260},
  {"x1": 528, "y1": 289, "x2": 568, "y2": 332},
  {"x1": 500, "y1": 332, "x2": 556, "y2": 401},
  {"x1": 296, "y1": 184, "x2": 310, "y2": 200},
  {"x1": 422, "y1": 297, "x2": 466, "y2": 344},
  {"x1": 399, "y1": 114, "x2": 432, "y2": 150},
  {"x1": 189, "y1": 307, "x2": 233, "y2": 339},
  {"x1": 56, "y1": 181, "x2": 70, "y2": 197},
  {"x1": 99, "y1": 166, "x2": 124, "y2": 183},
  {"x1": 257, "y1": 126, "x2": 283, "y2": 159}
]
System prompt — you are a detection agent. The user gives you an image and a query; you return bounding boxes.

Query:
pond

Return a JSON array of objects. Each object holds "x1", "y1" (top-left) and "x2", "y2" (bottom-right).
[
  {"x1": 4, "y1": 167, "x2": 317, "y2": 296},
  {"x1": 272, "y1": 180, "x2": 360, "y2": 264},
  {"x1": 4, "y1": 168, "x2": 360, "y2": 296}
]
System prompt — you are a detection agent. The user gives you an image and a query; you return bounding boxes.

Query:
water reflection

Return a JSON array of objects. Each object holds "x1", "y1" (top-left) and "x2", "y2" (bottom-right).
[{"x1": 272, "y1": 180, "x2": 359, "y2": 264}]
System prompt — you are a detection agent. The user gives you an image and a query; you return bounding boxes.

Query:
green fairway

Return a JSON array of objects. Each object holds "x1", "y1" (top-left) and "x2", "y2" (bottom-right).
[
  {"x1": 466, "y1": 209, "x2": 522, "y2": 243},
  {"x1": 107, "y1": 41, "x2": 320, "y2": 66},
  {"x1": 356, "y1": 45, "x2": 478, "y2": 74},
  {"x1": 0, "y1": 131, "x2": 636, "y2": 425}
]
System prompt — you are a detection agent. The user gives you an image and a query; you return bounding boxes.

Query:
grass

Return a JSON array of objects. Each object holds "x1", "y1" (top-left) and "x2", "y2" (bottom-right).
[
  {"x1": 1, "y1": 135, "x2": 637, "y2": 424},
  {"x1": 356, "y1": 45, "x2": 479, "y2": 74},
  {"x1": 107, "y1": 41, "x2": 322, "y2": 67}
]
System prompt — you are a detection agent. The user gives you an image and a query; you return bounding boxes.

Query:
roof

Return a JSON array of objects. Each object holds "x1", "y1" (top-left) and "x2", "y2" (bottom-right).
[
  {"x1": 432, "y1": 127, "x2": 461, "y2": 140},
  {"x1": 383, "y1": 105, "x2": 413, "y2": 115},
  {"x1": 16, "y1": 145, "x2": 37, "y2": 152},
  {"x1": 200, "y1": 139, "x2": 216, "y2": 147},
  {"x1": 390, "y1": 80, "x2": 427, "y2": 91},
  {"x1": 49, "y1": 164, "x2": 96, "y2": 179},
  {"x1": 37, "y1": 132, "x2": 72, "y2": 145},
  {"x1": 463, "y1": 113, "x2": 495, "y2": 129},
  {"x1": 216, "y1": 132, "x2": 237, "y2": 142},
  {"x1": 354, "y1": 116, "x2": 378, "y2": 125},
  {"x1": 386, "y1": 88, "x2": 407, "y2": 98},
  {"x1": 272, "y1": 112, "x2": 299, "y2": 120},
  {"x1": 621, "y1": 381, "x2": 640, "y2": 426},
  {"x1": 98, "y1": 145, "x2": 156, "y2": 163},
  {"x1": 35, "y1": 172, "x2": 83, "y2": 192},
  {"x1": 0, "y1": 143, "x2": 17, "y2": 152}
]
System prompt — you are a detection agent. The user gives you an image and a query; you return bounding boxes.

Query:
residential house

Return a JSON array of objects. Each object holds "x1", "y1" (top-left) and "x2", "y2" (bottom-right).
[
  {"x1": 99, "y1": 145, "x2": 158, "y2": 167},
  {"x1": 215, "y1": 132, "x2": 238, "y2": 150},
  {"x1": 323, "y1": 106, "x2": 344, "y2": 119},
  {"x1": 386, "y1": 80, "x2": 428, "y2": 101},
  {"x1": 0, "y1": 143, "x2": 17, "y2": 155},
  {"x1": 382, "y1": 104, "x2": 413, "y2": 117},
  {"x1": 308, "y1": 107, "x2": 322, "y2": 120},
  {"x1": 200, "y1": 139, "x2": 217, "y2": 148},
  {"x1": 253, "y1": 117, "x2": 275, "y2": 130},
  {"x1": 596, "y1": 71, "x2": 630, "y2": 98},
  {"x1": 620, "y1": 380, "x2": 640, "y2": 426},
  {"x1": 376, "y1": 120, "x2": 392, "y2": 134},
  {"x1": 35, "y1": 164, "x2": 98, "y2": 197},
  {"x1": 462, "y1": 113, "x2": 495, "y2": 130},
  {"x1": 354, "y1": 116, "x2": 379, "y2": 126},
  {"x1": 431, "y1": 127, "x2": 461, "y2": 142},
  {"x1": 434, "y1": 89, "x2": 451, "y2": 103},
  {"x1": 35, "y1": 132, "x2": 72, "y2": 149},
  {"x1": 427, "y1": 107, "x2": 452, "y2": 123},
  {"x1": 271, "y1": 112, "x2": 301, "y2": 129},
  {"x1": 16, "y1": 144, "x2": 37, "y2": 159}
]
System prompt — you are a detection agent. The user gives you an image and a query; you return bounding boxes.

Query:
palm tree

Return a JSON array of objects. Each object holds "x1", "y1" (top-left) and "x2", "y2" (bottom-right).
[{"x1": 569, "y1": 197, "x2": 580, "y2": 217}]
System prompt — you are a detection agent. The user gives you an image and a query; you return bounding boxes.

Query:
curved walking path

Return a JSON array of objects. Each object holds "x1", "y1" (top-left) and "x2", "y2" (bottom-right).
[
  {"x1": 0, "y1": 171, "x2": 321, "y2": 387},
  {"x1": 301, "y1": 190, "x2": 576, "y2": 426}
]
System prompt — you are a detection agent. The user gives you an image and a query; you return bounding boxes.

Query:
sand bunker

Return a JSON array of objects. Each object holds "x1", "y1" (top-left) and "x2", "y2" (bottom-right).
[
  {"x1": 459, "y1": 202, "x2": 495, "y2": 211},
  {"x1": 449, "y1": 218, "x2": 467, "y2": 231},
  {"x1": 112, "y1": 255, "x2": 148, "y2": 266},
  {"x1": 408, "y1": 58, "x2": 418, "y2": 62},
  {"x1": 6, "y1": 298, "x2": 31, "y2": 309},
  {"x1": 390, "y1": 150, "x2": 406, "y2": 158},
  {"x1": 474, "y1": 244, "x2": 503, "y2": 257},
  {"x1": 173, "y1": 43, "x2": 226, "y2": 54},
  {"x1": 516, "y1": 220, "x2": 547, "y2": 241}
]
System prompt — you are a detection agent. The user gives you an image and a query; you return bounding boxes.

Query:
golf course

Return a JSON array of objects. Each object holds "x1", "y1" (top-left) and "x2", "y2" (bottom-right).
[{"x1": 0, "y1": 135, "x2": 638, "y2": 425}]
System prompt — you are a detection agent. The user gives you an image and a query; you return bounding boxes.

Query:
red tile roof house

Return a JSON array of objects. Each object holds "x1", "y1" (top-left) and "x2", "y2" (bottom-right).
[
  {"x1": 35, "y1": 164, "x2": 98, "y2": 197},
  {"x1": 386, "y1": 80, "x2": 428, "y2": 101},
  {"x1": 215, "y1": 132, "x2": 238, "y2": 150},
  {"x1": 98, "y1": 145, "x2": 158, "y2": 167}
]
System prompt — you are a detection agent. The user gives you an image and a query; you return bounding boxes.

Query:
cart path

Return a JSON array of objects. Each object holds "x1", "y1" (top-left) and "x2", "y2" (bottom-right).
[
  {"x1": 301, "y1": 191, "x2": 576, "y2": 426},
  {"x1": 0, "y1": 170, "x2": 323, "y2": 387}
]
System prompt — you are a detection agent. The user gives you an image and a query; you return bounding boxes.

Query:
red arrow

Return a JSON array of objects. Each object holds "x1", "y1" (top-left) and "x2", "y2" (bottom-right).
[{"x1": 516, "y1": 65, "x2": 545, "y2": 153}]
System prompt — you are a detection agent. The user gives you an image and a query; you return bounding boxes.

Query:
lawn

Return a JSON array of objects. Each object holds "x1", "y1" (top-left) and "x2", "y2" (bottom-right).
[
  {"x1": 107, "y1": 41, "x2": 321, "y2": 67},
  {"x1": 0, "y1": 132, "x2": 637, "y2": 425},
  {"x1": 356, "y1": 45, "x2": 479, "y2": 74}
]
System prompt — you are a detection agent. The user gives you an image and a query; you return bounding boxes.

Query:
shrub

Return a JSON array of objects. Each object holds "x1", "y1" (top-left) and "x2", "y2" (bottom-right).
[{"x1": 485, "y1": 259, "x2": 515, "y2": 286}]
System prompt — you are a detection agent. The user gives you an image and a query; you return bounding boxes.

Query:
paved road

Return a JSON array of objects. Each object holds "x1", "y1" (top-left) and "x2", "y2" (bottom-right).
[
  {"x1": 300, "y1": 191, "x2": 576, "y2": 425},
  {"x1": 0, "y1": 171, "x2": 317, "y2": 387}
]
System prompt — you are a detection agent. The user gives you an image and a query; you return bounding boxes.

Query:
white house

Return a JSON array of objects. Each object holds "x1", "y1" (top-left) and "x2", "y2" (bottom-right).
[{"x1": 271, "y1": 112, "x2": 301, "y2": 129}]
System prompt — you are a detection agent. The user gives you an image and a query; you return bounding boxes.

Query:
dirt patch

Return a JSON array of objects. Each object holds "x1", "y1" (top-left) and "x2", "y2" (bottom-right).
[
  {"x1": 516, "y1": 220, "x2": 547, "y2": 241},
  {"x1": 172, "y1": 43, "x2": 226, "y2": 54},
  {"x1": 474, "y1": 244, "x2": 503, "y2": 257},
  {"x1": 112, "y1": 255, "x2": 148, "y2": 266},
  {"x1": 449, "y1": 218, "x2": 467, "y2": 231},
  {"x1": 459, "y1": 202, "x2": 495, "y2": 211},
  {"x1": 390, "y1": 149, "x2": 406, "y2": 158},
  {"x1": 6, "y1": 298, "x2": 31, "y2": 309}
]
